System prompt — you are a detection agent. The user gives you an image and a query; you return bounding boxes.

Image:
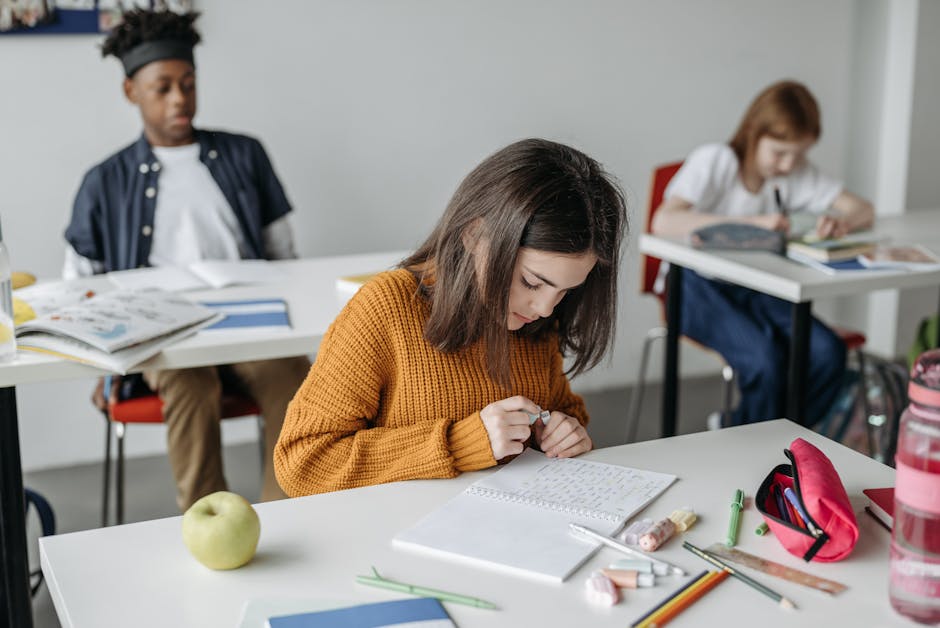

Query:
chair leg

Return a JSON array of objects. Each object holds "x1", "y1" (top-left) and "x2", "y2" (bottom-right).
[
  {"x1": 720, "y1": 365, "x2": 735, "y2": 427},
  {"x1": 101, "y1": 415, "x2": 112, "y2": 527},
  {"x1": 116, "y1": 422, "x2": 126, "y2": 525},
  {"x1": 626, "y1": 326, "x2": 667, "y2": 443}
]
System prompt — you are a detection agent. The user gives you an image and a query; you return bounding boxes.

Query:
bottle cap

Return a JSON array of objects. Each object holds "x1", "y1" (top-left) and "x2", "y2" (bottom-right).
[
  {"x1": 637, "y1": 572, "x2": 656, "y2": 587},
  {"x1": 608, "y1": 559, "x2": 653, "y2": 573}
]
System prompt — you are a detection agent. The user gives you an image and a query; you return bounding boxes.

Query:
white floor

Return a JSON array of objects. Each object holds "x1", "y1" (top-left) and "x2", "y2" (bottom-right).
[{"x1": 25, "y1": 377, "x2": 724, "y2": 628}]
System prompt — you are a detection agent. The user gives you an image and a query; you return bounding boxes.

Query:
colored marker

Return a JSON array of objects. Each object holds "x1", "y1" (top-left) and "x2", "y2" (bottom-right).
[
  {"x1": 783, "y1": 487, "x2": 821, "y2": 536},
  {"x1": 726, "y1": 489, "x2": 744, "y2": 547}
]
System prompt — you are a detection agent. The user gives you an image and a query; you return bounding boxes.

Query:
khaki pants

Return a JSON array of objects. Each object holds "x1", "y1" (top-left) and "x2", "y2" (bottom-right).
[{"x1": 144, "y1": 356, "x2": 310, "y2": 511}]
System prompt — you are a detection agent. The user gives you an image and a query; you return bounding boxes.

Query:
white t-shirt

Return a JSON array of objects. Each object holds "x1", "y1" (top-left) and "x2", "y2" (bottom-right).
[
  {"x1": 665, "y1": 143, "x2": 842, "y2": 217},
  {"x1": 149, "y1": 143, "x2": 246, "y2": 266},
  {"x1": 63, "y1": 144, "x2": 296, "y2": 279}
]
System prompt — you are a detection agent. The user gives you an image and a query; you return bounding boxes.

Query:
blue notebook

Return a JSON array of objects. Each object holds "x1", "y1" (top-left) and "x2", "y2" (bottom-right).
[
  {"x1": 266, "y1": 597, "x2": 454, "y2": 628},
  {"x1": 201, "y1": 298, "x2": 291, "y2": 332}
]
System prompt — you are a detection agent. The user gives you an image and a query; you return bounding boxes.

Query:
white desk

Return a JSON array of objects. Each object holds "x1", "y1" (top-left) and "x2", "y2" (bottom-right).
[
  {"x1": 0, "y1": 251, "x2": 405, "y2": 628},
  {"x1": 640, "y1": 211, "x2": 940, "y2": 435},
  {"x1": 40, "y1": 420, "x2": 915, "y2": 628}
]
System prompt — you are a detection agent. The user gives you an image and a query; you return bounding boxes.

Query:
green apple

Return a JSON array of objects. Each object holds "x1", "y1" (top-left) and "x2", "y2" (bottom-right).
[{"x1": 181, "y1": 491, "x2": 261, "y2": 570}]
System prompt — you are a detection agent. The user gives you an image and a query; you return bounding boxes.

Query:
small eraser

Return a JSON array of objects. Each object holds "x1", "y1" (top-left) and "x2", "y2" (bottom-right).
[
  {"x1": 609, "y1": 559, "x2": 653, "y2": 573},
  {"x1": 618, "y1": 518, "x2": 654, "y2": 545},
  {"x1": 585, "y1": 571, "x2": 619, "y2": 606},
  {"x1": 527, "y1": 409, "x2": 541, "y2": 425},
  {"x1": 638, "y1": 518, "x2": 676, "y2": 552},
  {"x1": 668, "y1": 508, "x2": 697, "y2": 532},
  {"x1": 539, "y1": 410, "x2": 550, "y2": 424}
]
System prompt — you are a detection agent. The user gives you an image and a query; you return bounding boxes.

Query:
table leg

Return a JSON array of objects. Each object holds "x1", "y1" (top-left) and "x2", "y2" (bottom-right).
[
  {"x1": 663, "y1": 265, "x2": 682, "y2": 438},
  {"x1": 0, "y1": 385, "x2": 33, "y2": 627},
  {"x1": 787, "y1": 302, "x2": 812, "y2": 426}
]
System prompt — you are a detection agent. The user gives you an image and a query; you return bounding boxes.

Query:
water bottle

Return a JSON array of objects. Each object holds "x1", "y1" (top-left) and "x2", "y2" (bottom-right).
[
  {"x1": 0, "y1": 217, "x2": 16, "y2": 362},
  {"x1": 890, "y1": 348, "x2": 940, "y2": 623}
]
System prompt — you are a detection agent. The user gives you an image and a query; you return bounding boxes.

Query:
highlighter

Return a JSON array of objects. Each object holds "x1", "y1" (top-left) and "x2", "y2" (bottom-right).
[{"x1": 601, "y1": 568, "x2": 655, "y2": 588}]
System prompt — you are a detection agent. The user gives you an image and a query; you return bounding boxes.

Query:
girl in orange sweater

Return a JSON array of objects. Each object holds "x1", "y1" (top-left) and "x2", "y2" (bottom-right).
[{"x1": 275, "y1": 138, "x2": 627, "y2": 496}]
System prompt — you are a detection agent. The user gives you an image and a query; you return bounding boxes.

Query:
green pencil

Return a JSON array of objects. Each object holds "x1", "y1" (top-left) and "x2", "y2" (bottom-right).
[{"x1": 356, "y1": 566, "x2": 498, "y2": 610}]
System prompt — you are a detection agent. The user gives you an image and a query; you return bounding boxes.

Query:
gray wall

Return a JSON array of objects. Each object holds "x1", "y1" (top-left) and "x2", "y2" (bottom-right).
[{"x1": 0, "y1": 0, "x2": 931, "y2": 470}]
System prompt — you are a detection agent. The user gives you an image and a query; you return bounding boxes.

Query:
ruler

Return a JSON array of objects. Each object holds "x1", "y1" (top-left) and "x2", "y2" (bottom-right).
[{"x1": 704, "y1": 543, "x2": 848, "y2": 595}]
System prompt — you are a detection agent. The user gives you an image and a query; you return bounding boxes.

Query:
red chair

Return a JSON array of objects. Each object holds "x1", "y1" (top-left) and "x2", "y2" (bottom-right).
[
  {"x1": 625, "y1": 162, "x2": 870, "y2": 442},
  {"x1": 99, "y1": 374, "x2": 262, "y2": 526}
]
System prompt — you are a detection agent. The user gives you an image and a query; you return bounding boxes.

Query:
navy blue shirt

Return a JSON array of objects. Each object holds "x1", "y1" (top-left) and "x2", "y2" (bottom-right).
[{"x1": 65, "y1": 129, "x2": 292, "y2": 272}]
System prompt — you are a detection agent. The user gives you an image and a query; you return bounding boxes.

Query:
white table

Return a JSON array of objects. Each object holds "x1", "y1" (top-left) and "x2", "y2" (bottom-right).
[
  {"x1": 0, "y1": 251, "x2": 406, "y2": 628},
  {"x1": 640, "y1": 211, "x2": 940, "y2": 435},
  {"x1": 40, "y1": 420, "x2": 916, "y2": 628}
]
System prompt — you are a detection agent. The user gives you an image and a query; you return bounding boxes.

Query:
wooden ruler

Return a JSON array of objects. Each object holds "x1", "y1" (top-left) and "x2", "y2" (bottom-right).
[{"x1": 704, "y1": 543, "x2": 848, "y2": 595}]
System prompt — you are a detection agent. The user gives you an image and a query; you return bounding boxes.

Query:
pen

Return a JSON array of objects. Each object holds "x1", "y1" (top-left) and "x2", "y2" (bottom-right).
[
  {"x1": 774, "y1": 185, "x2": 788, "y2": 217},
  {"x1": 569, "y1": 523, "x2": 686, "y2": 576},
  {"x1": 772, "y1": 484, "x2": 791, "y2": 524},
  {"x1": 726, "y1": 489, "x2": 744, "y2": 547},
  {"x1": 682, "y1": 541, "x2": 796, "y2": 610},
  {"x1": 356, "y1": 566, "x2": 498, "y2": 610},
  {"x1": 783, "y1": 487, "x2": 821, "y2": 536}
]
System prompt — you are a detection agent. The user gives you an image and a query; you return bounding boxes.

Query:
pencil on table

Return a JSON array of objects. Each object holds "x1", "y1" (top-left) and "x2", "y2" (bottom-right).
[
  {"x1": 630, "y1": 571, "x2": 709, "y2": 628},
  {"x1": 682, "y1": 541, "x2": 796, "y2": 610},
  {"x1": 646, "y1": 570, "x2": 729, "y2": 627}
]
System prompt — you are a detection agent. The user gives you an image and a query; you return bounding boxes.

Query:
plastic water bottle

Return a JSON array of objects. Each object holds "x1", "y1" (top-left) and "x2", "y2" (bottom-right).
[
  {"x1": 0, "y1": 217, "x2": 16, "y2": 362},
  {"x1": 890, "y1": 348, "x2": 940, "y2": 623}
]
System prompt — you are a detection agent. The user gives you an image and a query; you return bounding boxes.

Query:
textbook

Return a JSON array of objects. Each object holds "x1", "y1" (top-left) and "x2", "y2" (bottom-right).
[
  {"x1": 265, "y1": 598, "x2": 454, "y2": 628},
  {"x1": 786, "y1": 236, "x2": 877, "y2": 262},
  {"x1": 108, "y1": 259, "x2": 286, "y2": 292},
  {"x1": 863, "y1": 487, "x2": 894, "y2": 529},
  {"x1": 393, "y1": 448, "x2": 676, "y2": 583},
  {"x1": 15, "y1": 290, "x2": 222, "y2": 374},
  {"x1": 858, "y1": 245, "x2": 940, "y2": 270}
]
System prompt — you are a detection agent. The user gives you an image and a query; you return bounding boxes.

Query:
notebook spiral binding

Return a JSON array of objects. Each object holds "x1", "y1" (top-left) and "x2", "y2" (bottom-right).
[{"x1": 466, "y1": 485, "x2": 622, "y2": 523}]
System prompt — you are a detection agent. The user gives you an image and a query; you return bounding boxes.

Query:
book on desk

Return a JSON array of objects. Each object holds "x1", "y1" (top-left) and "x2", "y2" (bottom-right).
[
  {"x1": 393, "y1": 448, "x2": 676, "y2": 583},
  {"x1": 14, "y1": 289, "x2": 222, "y2": 374},
  {"x1": 108, "y1": 259, "x2": 286, "y2": 292},
  {"x1": 786, "y1": 235, "x2": 878, "y2": 262}
]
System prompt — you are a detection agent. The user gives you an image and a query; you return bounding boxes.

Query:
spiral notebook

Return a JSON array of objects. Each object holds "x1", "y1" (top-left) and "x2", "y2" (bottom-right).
[{"x1": 393, "y1": 449, "x2": 676, "y2": 583}]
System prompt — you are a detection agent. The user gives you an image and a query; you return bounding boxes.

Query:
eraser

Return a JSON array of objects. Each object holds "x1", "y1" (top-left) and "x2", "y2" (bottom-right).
[
  {"x1": 618, "y1": 518, "x2": 654, "y2": 545},
  {"x1": 638, "y1": 518, "x2": 676, "y2": 552},
  {"x1": 668, "y1": 508, "x2": 697, "y2": 532},
  {"x1": 600, "y1": 568, "x2": 656, "y2": 589},
  {"x1": 585, "y1": 571, "x2": 620, "y2": 606},
  {"x1": 527, "y1": 409, "x2": 551, "y2": 425}
]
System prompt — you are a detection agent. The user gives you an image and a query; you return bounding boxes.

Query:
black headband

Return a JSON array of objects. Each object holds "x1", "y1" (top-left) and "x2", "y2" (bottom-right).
[{"x1": 121, "y1": 40, "x2": 194, "y2": 77}]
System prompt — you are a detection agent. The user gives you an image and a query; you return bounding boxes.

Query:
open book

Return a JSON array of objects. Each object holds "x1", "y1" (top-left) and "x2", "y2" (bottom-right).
[
  {"x1": 15, "y1": 290, "x2": 222, "y2": 373},
  {"x1": 393, "y1": 448, "x2": 676, "y2": 583},
  {"x1": 859, "y1": 245, "x2": 940, "y2": 270},
  {"x1": 108, "y1": 259, "x2": 285, "y2": 292}
]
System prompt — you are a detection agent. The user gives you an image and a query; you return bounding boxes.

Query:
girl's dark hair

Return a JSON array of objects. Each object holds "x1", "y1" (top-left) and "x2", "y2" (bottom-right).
[
  {"x1": 729, "y1": 80, "x2": 821, "y2": 165},
  {"x1": 402, "y1": 138, "x2": 627, "y2": 386},
  {"x1": 101, "y1": 9, "x2": 201, "y2": 59}
]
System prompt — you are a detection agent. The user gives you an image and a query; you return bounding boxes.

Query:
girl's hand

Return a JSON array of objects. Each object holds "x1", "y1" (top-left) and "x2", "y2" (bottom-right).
[
  {"x1": 479, "y1": 396, "x2": 540, "y2": 461},
  {"x1": 750, "y1": 213, "x2": 790, "y2": 233},
  {"x1": 533, "y1": 411, "x2": 592, "y2": 458},
  {"x1": 815, "y1": 214, "x2": 850, "y2": 239}
]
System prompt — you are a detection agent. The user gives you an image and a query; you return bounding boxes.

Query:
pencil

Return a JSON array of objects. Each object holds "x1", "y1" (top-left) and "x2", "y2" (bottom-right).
[
  {"x1": 646, "y1": 570, "x2": 729, "y2": 627},
  {"x1": 682, "y1": 541, "x2": 796, "y2": 610},
  {"x1": 630, "y1": 570, "x2": 709, "y2": 627},
  {"x1": 774, "y1": 185, "x2": 788, "y2": 217}
]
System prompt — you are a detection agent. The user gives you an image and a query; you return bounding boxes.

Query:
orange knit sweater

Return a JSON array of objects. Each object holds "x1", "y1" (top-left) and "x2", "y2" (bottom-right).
[{"x1": 274, "y1": 269, "x2": 588, "y2": 496}]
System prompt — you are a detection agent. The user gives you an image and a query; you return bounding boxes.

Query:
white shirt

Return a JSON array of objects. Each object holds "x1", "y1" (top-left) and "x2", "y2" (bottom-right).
[
  {"x1": 665, "y1": 143, "x2": 843, "y2": 217},
  {"x1": 63, "y1": 143, "x2": 296, "y2": 279}
]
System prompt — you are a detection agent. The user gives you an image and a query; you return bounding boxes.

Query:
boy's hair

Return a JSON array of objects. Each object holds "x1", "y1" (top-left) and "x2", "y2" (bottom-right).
[
  {"x1": 729, "y1": 80, "x2": 821, "y2": 165},
  {"x1": 402, "y1": 138, "x2": 627, "y2": 387},
  {"x1": 101, "y1": 9, "x2": 201, "y2": 76}
]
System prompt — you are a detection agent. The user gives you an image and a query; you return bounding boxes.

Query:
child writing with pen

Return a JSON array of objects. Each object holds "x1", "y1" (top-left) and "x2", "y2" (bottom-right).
[
  {"x1": 652, "y1": 80, "x2": 875, "y2": 427},
  {"x1": 275, "y1": 138, "x2": 627, "y2": 496}
]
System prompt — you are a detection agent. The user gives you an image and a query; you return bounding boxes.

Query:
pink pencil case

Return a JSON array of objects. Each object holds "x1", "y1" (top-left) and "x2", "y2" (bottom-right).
[{"x1": 755, "y1": 438, "x2": 859, "y2": 562}]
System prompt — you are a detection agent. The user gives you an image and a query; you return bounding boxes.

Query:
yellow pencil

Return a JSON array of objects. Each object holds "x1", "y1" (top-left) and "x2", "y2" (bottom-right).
[{"x1": 634, "y1": 571, "x2": 712, "y2": 628}]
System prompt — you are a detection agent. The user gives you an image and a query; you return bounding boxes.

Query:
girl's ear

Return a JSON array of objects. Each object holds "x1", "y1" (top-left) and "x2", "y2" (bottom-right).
[{"x1": 123, "y1": 77, "x2": 138, "y2": 104}]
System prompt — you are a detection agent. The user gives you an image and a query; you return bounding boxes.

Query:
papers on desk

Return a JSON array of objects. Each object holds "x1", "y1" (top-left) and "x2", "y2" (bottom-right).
[
  {"x1": 393, "y1": 448, "x2": 676, "y2": 583},
  {"x1": 858, "y1": 245, "x2": 940, "y2": 270},
  {"x1": 108, "y1": 259, "x2": 285, "y2": 292},
  {"x1": 265, "y1": 598, "x2": 454, "y2": 628}
]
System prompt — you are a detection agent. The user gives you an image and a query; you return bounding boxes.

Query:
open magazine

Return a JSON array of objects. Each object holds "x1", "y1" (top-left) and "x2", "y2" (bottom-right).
[{"x1": 15, "y1": 289, "x2": 222, "y2": 374}]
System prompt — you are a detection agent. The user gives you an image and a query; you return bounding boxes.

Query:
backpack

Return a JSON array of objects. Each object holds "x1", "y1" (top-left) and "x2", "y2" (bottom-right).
[{"x1": 815, "y1": 353, "x2": 908, "y2": 465}]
